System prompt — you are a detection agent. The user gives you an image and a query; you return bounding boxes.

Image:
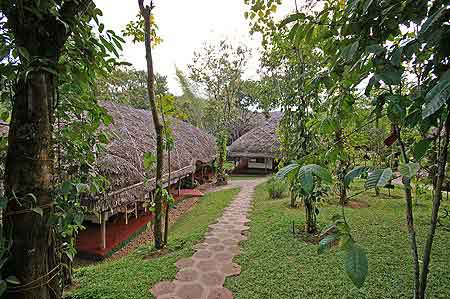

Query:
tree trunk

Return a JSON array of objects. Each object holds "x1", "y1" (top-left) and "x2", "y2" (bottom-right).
[
  {"x1": 4, "y1": 73, "x2": 60, "y2": 299},
  {"x1": 163, "y1": 149, "x2": 171, "y2": 245},
  {"x1": 139, "y1": 0, "x2": 164, "y2": 250},
  {"x1": 396, "y1": 126, "x2": 420, "y2": 299},
  {"x1": 418, "y1": 111, "x2": 450, "y2": 299}
]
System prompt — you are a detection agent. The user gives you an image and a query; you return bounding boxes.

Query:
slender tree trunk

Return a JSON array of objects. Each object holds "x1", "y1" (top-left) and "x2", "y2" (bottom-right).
[
  {"x1": 335, "y1": 127, "x2": 348, "y2": 205},
  {"x1": 396, "y1": 126, "x2": 420, "y2": 298},
  {"x1": 5, "y1": 73, "x2": 60, "y2": 299},
  {"x1": 163, "y1": 144, "x2": 171, "y2": 245},
  {"x1": 158, "y1": 93, "x2": 171, "y2": 246},
  {"x1": 139, "y1": 0, "x2": 164, "y2": 249},
  {"x1": 418, "y1": 111, "x2": 450, "y2": 299}
]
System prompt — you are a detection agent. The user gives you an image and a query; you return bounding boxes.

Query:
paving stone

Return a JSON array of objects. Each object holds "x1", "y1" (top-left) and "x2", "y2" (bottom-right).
[
  {"x1": 151, "y1": 281, "x2": 177, "y2": 297},
  {"x1": 193, "y1": 243, "x2": 209, "y2": 250},
  {"x1": 193, "y1": 250, "x2": 213, "y2": 259},
  {"x1": 204, "y1": 237, "x2": 221, "y2": 244},
  {"x1": 176, "y1": 258, "x2": 196, "y2": 269},
  {"x1": 206, "y1": 287, "x2": 233, "y2": 299},
  {"x1": 199, "y1": 272, "x2": 225, "y2": 286},
  {"x1": 175, "y1": 283, "x2": 204, "y2": 299},
  {"x1": 196, "y1": 260, "x2": 218, "y2": 272},
  {"x1": 215, "y1": 252, "x2": 233, "y2": 262},
  {"x1": 220, "y1": 263, "x2": 241, "y2": 277},
  {"x1": 210, "y1": 244, "x2": 226, "y2": 252},
  {"x1": 176, "y1": 268, "x2": 199, "y2": 282}
]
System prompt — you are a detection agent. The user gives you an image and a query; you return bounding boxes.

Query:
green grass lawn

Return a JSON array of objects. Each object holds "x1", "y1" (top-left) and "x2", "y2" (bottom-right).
[
  {"x1": 226, "y1": 182, "x2": 450, "y2": 299},
  {"x1": 67, "y1": 188, "x2": 239, "y2": 299}
]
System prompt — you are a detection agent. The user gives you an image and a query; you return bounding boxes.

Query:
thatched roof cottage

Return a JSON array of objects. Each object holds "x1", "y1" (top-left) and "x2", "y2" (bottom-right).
[
  {"x1": 228, "y1": 112, "x2": 281, "y2": 173},
  {"x1": 85, "y1": 101, "x2": 216, "y2": 211},
  {"x1": 76, "y1": 101, "x2": 216, "y2": 258}
]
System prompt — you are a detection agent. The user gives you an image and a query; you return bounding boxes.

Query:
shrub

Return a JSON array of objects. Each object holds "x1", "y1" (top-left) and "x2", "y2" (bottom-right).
[{"x1": 266, "y1": 177, "x2": 287, "y2": 199}]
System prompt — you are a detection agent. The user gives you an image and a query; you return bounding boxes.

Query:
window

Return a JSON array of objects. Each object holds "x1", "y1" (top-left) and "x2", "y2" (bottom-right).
[{"x1": 255, "y1": 157, "x2": 265, "y2": 163}]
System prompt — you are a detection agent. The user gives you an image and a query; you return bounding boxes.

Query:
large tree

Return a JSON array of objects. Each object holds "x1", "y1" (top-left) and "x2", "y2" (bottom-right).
[{"x1": 0, "y1": 1, "x2": 121, "y2": 298}]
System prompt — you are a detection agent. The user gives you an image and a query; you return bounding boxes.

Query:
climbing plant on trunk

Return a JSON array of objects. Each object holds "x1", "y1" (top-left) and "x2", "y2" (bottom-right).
[
  {"x1": 215, "y1": 130, "x2": 229, "y2": 186},
  {"x1": 0, "y1": 1, "x2": 123, "y2": 298}
]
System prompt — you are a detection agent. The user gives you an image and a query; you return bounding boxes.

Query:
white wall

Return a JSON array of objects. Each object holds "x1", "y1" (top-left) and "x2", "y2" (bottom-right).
[{"x1": 247, "y1": 158, "x2": 273, "y2": 170}]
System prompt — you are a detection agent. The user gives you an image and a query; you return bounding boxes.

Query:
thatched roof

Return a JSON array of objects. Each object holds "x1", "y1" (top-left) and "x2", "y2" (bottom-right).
[
  {"x1": 0, "y1": 103, "x2": 216, "y2": 211},
  {"x1": 84, "y1": 101, "x2": 216, "y2": 211},
  {"x1": 227, "y1": 111, "x2": 282, "y2": 142},
  {"x1": 228, "y1": 112, "x2": 282, "y2": 159}
]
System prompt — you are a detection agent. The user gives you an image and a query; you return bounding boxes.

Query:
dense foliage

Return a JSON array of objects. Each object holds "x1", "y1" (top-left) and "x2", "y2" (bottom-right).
[{"x1": 246, "y1": 0, "x2": 449, "y2": 295}]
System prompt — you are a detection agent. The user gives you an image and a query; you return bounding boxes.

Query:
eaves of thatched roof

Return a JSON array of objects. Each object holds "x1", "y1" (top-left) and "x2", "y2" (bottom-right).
[
  {"x1": 227, "y1": 112, "x2": 281, "y2": 159},
  {"x1": 0, "y1": 102, "x2": 216, "y2": 211},
  {"x1": 85, "y1": 101, "x2": 216, "y2": 211}
]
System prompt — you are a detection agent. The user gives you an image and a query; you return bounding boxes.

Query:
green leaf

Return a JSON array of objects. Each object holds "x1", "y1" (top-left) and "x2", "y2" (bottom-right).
[
  {"x1": 298, "y1": 164, "x2": 332, "y2": 185},
  {"x1": 17, "y1": 47, "x2": 30, "y2": 61},
  {"x1": 75, "y1": 183, "x2": 90, "y2": 193},
  {"x1": 345, "y1": 243, "x2": 368, "y2": 288},
  {"x1": 143, "y1": 152, "x2": 157, "y2": 171},
  {"x1": 340, "y1": 40, "x2": 359, "y2": 62},
  {"x1": 390, "y1": 46, "x2": 403, "y2": 67},
  {"x1": 419, "y1": 6, "x2": 448, "y2": 38},
  {"x1": 399, "y1": 163, "x2": 420, "y2": 179},
  {"x1": 318, "y1": 234, "x2": 339, "y2": 254},
  {"x1": 344, "y1": 166, "x2": 370, "y2": 187},
  {"x1": 302, "y1": 171, "x2": 314, "y2": 193},
  {"x1": 280, "y1": 12, "x2": 306, "y2": 27},
  {"x1": 413, "y1": 139, "x2": 432, "y2": 161},
  {"x1": 365, "y1": 168, "x2": 392, "y2": 189},
  {"x1": 362, "y1": 0, "x2": 374, "y2": 14},
  {"x1": 422, "y1": 74, "x2": 450, "y2": 119},
  {"x1": 0, "y1": 111, "x2": 9, "y2": 122},
  {"x1": 366, "y1": 44, "x2": 385, "y2": 55},
  {"x1": 5, "y1": 275, "x2": 20, "y2": 285},
  {"x1": 387, "y1": 100, "x2": 406, "y2": 124},
  {"x1": 377, "y1": 69, "x2": 402, "y2": 85},
  {"x1": 61, "y1": 181, "x2": 73, "y2": 194},
  {"x1": 276, "y1": 163, "x2": 299, "y2": 180}
]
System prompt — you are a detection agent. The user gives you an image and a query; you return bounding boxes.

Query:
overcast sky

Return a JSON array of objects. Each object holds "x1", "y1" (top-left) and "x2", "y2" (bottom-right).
[{"x1": 95, "y1": 0, "x2": 295, "y2": 95}]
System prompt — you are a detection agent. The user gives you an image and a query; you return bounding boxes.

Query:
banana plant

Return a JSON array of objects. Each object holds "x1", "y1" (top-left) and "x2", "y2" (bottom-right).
[{"x1": 277, "y1": 163, "x2": 332, "y2": 233}]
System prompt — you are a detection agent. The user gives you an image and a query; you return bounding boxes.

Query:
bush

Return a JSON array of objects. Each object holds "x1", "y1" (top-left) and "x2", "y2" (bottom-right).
[{"x1": 266, "y1": 177, "x2": 287, "y2": 199}]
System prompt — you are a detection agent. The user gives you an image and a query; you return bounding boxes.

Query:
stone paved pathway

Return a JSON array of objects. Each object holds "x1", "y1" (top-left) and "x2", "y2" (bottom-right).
[{"x1": 150, "y1": 178, "x2": 265, "y2": 299}]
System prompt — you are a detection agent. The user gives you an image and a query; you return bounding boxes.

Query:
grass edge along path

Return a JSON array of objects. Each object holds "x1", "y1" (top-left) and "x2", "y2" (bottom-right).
[
  {"x1": 67, "y1": 187, "x2": 240, "y2": 299},
  {"x1": 225, "y1": 182, "x2": 450, "y2": 299}
]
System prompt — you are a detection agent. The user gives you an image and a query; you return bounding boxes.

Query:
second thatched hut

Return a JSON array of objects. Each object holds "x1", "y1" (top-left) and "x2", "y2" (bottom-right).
[{"x1": 228, "y1": 112, "x2": 282, "y2": 174}]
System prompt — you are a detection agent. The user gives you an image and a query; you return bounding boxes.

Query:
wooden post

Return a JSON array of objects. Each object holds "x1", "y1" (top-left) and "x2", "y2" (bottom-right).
[
  {"x1": 135, "y1": 202, "x2": 138, "y2": 219},
  {"x1": 264, "y1": 158, "x2": 267, "y2": 174},
  {"x1": 101, "y1": 212, "x2": 107, "y2": 250},
  {"x1": 178, "y1": 178, "x2": 181, "y2": 195},
  {"x1": 125, "y1": 206, "x2": 128, "y2": 225}
]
